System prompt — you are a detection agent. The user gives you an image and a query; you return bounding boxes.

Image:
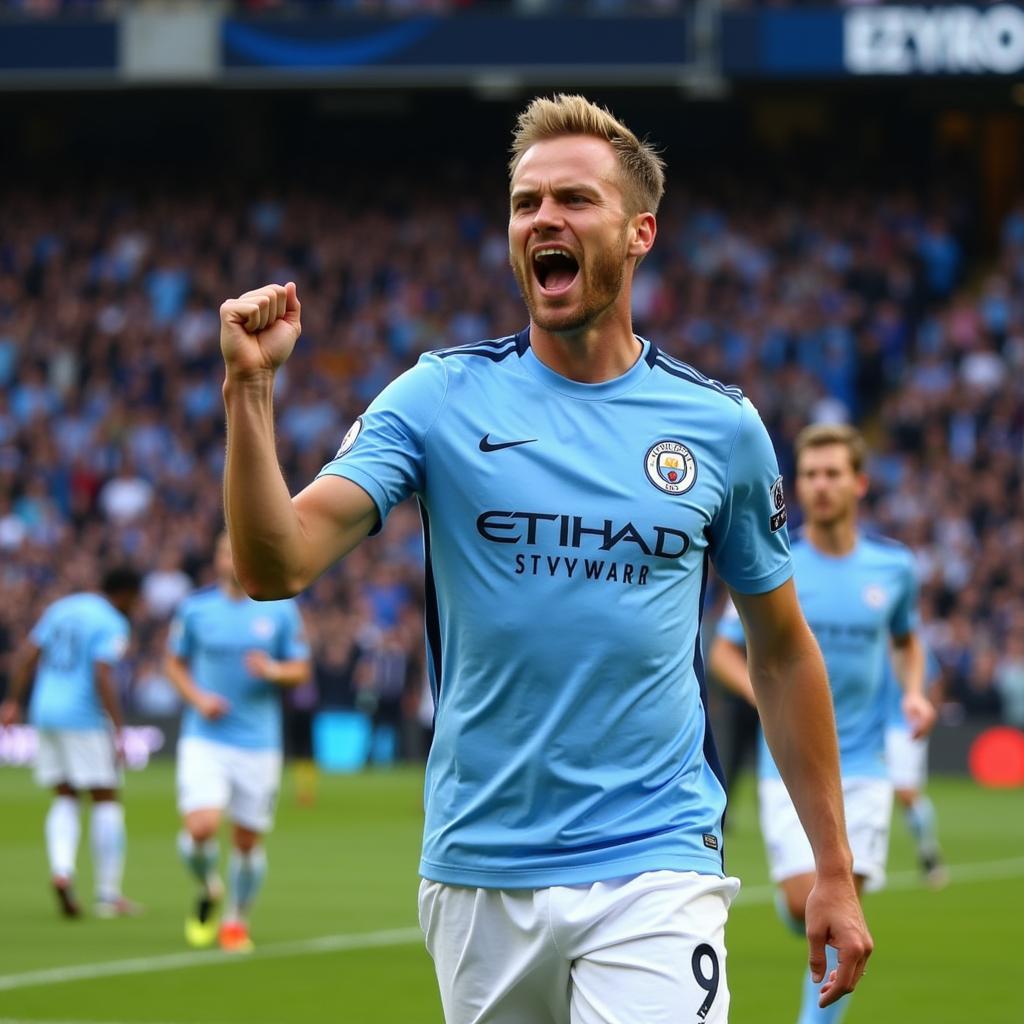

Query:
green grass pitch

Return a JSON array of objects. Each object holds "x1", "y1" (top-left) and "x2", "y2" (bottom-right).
[{"x1": 0, "y1": 764, "x2": 1020, "y2": 1024}]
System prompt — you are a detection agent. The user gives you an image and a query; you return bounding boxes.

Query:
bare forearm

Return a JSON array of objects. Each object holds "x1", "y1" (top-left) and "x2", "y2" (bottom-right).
[
  {"x1": 223, "y1": 372, "x2": 310, "y2": 599},
  {"x1": 891, "y1": 634, "x2": 925, "y2": 697},
  {"x1": 708, "y1": 638, "x2": 757, "y2": 706},
  {"x1": 95, "y1": 668, "x2": 125, "y2": 732},
  {"x1": 751, "y1": 633, "x2": 851, "y2": 877},
  {"x1": 164, "y1": 658, "x2": 205, "y2": 709},
  {"x1": 8, "y1": 646, "x2": 39, "y2": 706},
  {"x1": 263, "y1": 658, "x2": 312, "y2": 688}
]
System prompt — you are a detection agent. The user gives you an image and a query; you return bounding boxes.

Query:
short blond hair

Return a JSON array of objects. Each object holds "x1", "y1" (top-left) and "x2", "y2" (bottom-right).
[
  {"x1": 509, "y1": 94, "x2": 666, "y2": 216},
  {"x1": 795, "y1": 423, "x2": 868, "y2": 474}
]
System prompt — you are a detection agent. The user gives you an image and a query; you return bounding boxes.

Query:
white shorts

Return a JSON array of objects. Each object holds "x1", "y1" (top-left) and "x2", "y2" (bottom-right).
[
  {"x1": 34, "y1": 729, "x2": 120, "y2": 790},
  {"x1": 419, "y1": 869, "x2": 740, "y2": 1024},
  {"x1": 759, "y1": 777, "x2": 893, "y2": 890},
  {"x1": 176, "y1": 736, "x2": 281, "y2": 833},
  {"x1": 885, "y1": 726, "x2": 928, "y2": 791}
]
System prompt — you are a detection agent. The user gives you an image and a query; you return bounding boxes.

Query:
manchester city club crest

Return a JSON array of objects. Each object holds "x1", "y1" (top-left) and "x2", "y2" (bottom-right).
[
  {"x1": 335, "y1": 416, "x2": 363, "y2": 458},
  {"x1": 645, "y1": 440, "x2": 697, "y2": 495}
]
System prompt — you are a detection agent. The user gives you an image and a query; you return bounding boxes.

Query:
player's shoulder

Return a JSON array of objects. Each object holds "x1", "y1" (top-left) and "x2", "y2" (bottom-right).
[
  {"x1": 177, "y1": 584, "x2": 220, "y2": 614},
  {"x1": 430, "y1": 330, "x2": 525, "y2": 375},
  {"x1": 860, "y1": 530, "x2": 915, "y2": 566},
  {"x1": 645, "y1": 342, "x2": 746, "y2": 409}
]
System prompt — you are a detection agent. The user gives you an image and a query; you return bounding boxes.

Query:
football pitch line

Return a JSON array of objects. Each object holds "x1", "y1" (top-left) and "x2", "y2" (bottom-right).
[{"x1": 1, "y1": 855, "x2": 1022, "y2": 998}]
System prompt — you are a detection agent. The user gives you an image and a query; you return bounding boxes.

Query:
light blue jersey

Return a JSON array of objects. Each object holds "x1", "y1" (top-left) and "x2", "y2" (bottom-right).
[
  {"x1": 318, "y1": 329, "x2": 792, "y2": 888},
  {"x1": 717, "y1": 532, "x2": 918, "y2": 780},
  {"x1": 28, "y1": 593, "x2": 130, "y2": 731},
  {"x1": 168, "y1": 587, "x2": 309, "y2": 751}
]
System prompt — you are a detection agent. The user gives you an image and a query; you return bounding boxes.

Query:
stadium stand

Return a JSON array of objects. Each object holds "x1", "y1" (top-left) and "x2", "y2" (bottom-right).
[{"x1": 1, "y1": 163, "x2": 1020, "y2": 739}]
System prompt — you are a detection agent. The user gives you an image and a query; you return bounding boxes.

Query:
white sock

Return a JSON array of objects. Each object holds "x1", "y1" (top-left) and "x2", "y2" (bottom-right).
[
  {"x1": 91, "y1": 801, "x2": 126, "y2": 902},
  {"x1": 46, "y1": 796, "x2": 81, "y2": 881}
]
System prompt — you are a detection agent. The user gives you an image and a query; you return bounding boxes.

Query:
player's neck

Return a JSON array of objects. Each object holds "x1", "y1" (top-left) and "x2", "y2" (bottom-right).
[
  {"x1": 529, "y1": 315, "x2": 641, "y2": 384},
  {"x1": 805, "y1": 517, "x2": 859, "y2": 557},
  {"x1": 220, "y1": 579, "x2": 247, "y2": 601}
]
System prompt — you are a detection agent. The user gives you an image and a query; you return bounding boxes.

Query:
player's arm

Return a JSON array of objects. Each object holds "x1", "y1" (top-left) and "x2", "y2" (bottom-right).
[
  {"x1": 707, "y1": 635, "x2": 757, "y2": 707},
  {"x1": 221, "y1": 283, "x2": 379, "y2": 600},
  {"x1": 164, "y1": 653, "x2": 229, "y2": 720},
  {"x1": 244, "y1": 651, "x2": 311, "y2": 688},
  {"x1": 0, "y1": 640, "x2": 41, "y2": 726},
  {"x1": 890, "y1": 631, "x2": 935, "y2": 739},
  {"x1": 732, "y1": 580, "x2": 872, "y2": 1006},
  {"x1": 94, "y1": 661, "x2": 126, "y2": 734}
]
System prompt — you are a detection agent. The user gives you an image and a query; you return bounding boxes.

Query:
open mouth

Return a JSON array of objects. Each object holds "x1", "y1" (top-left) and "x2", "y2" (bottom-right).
[{"x1": 532, "y1": 247, "x2": 580, "y2": 295}]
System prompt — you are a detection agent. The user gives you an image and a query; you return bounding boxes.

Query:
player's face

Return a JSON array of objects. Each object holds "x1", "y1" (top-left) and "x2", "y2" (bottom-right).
[
  {"x1": 795, "y1": 444, "x2": 867, "y2": 527},
  {"x1": 508, "y1": 136, "x2": 636, "y2": 334}
]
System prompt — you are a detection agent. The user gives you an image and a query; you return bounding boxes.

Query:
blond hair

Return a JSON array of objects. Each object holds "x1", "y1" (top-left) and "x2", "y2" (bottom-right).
[
  {"x1": 795, "y1": 423, "x2": 868, "y2": 473},
  {"x1": 509, "y1": 94, "x2": 666, "y2": 216}
]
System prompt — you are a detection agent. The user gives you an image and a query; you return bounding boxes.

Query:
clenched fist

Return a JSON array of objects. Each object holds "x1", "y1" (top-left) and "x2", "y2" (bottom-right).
[{"x1": 220, "y1": 282, "x2": 302, "y2": 379}]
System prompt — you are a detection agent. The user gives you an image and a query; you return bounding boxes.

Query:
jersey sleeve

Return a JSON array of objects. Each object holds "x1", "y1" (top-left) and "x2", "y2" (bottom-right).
[
  {"x1": 316, "y1": 352, "x2": 448, "y2": 528},
  {"x1": 167, "y1": 604, "x2": 192, "y2": 659},
  {"x1": 93, "y1": 618, "x2": 130, "y2": 666},
  {"x1": 277, "y1": 601, "x2": 311, "y2": 661},
  {"x1": 715, "y1": 597, "x2": 747, "y2": 648},
  {"x1": 708, "y1": 398, "x2": 793, "y2": 594},
  {"x1": 889, "y1": 552, "x2": 920, "y2": 638}
]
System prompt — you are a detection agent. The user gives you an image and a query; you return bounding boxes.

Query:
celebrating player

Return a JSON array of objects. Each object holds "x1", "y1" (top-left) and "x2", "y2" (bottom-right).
[
  {"x1": 710, "y1": 423, "x2": 936, "y2": 1024},
  {"x1": 218, "y1": 94, "x2": 871, "y2": 1021},
  {"x1": 0, "y1": 566, "x2": 142, "y2": 919},
  {"x1": 165, "y1": 532, "x2": 311, "y2": 953}
]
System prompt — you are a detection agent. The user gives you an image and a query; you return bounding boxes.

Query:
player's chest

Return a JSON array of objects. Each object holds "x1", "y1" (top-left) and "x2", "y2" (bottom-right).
[
  {"x1": 195, "y1": 608, "x2": 277, "y2": 655},
  {"x1": 795, "y1": 562, "x2": 898, "y2": 641},
  {"x1": 424, "y1": 395, "x2": 729, "y2": 557}
]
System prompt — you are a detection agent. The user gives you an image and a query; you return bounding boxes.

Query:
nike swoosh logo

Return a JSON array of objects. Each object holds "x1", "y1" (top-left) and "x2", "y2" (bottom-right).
[{"x1": 479, "y1": 434, "x2": 537, "y2": 453}]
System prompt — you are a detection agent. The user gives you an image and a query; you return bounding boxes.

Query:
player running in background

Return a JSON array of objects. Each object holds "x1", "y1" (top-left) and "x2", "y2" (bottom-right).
[
  {"x1": 217, "y1": 94, "x2": 872, "y2": 1022},
  {"x1": 0, "y1": 566, "x2": 142, "y2": 919},
  {"x1": 883, "y1": 655, "x2": 948, "y2": 887},
  {"x1": 709, "y1": 423, "x2": 936, "y2": 1024},
  {"x1": 165, "y1": 532, "x2": 310, "y2": 953}
]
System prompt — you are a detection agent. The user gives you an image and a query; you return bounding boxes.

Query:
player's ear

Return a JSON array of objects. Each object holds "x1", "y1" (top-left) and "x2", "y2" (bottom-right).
[
  {"x1": 855, "y1": 472, "x2": 869, "y2": 499},
  {"x1": 627, "y1": 212, "x2": 656, "y2": 260}
]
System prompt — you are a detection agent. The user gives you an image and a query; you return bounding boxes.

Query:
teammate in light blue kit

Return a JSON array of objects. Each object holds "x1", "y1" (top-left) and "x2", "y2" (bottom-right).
[
  {"x1": 218, "y1": 95, "x2": 872, "y2": 1022},
  {"x1": 0, "y1": 566, "x2": 142, "y2": 918},
  {"x1": 710, "y1": 423, "x2": 936, "y2": 1024},
  {"x1": 165, "y1": 532, "x2": 310, "y2": 952}
]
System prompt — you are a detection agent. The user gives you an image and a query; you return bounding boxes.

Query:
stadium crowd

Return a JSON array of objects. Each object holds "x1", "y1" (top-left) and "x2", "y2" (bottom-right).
[{"x1": 1, "y1": 168, "x2": 1022, "y2": 755}]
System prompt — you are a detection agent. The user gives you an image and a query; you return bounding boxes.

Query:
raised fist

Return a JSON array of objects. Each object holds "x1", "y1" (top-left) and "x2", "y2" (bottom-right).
[{"x1": 220, "y1": 282, "x2": 302, "y2": 379}]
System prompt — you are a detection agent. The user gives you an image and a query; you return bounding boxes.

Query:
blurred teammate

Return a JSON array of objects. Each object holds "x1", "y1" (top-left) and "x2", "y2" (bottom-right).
[
  {"x1": 218, "y1": 95, "x2": 871, "y2": 1021},
  {"x1": 165, "y1": 532, "x2": 310, "y2": 952},
  {"x1": 710, "y1": 423, "x2": 936, "y2": 1024},
  {"x1": 883, "y1": 656, "x2": 947, "y2": 887},
  {"x1": 0, "y1": 566, "x2": 142, "y2": 918}
]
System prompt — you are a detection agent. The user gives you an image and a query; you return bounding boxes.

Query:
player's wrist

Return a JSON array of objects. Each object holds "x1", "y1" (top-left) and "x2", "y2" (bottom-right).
[{"x1": 222, "y1": 368, "x2": 276, "y2": 395}]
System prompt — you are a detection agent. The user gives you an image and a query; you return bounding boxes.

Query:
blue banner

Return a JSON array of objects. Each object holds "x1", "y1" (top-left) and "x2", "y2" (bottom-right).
[
  {"x1": 723, "y1": 5, "x2": 1024, "y2": 78},
  {"x1": 0, "y1": 19, "x2": 117, "y2": 73},
  {"x1": 222, "y1": 16, "x2": 689, "y2": 76}
]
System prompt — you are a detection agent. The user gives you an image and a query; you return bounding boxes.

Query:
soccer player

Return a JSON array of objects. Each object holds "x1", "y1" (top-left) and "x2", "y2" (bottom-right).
[
  {"x1": 165, "y1": 532, "x2": 311, "y2": 952},
  {"x1": 709, "y1": 423, "x2": 936, "y2": 1024},
  {"x1": 0, "y1": 566, "x2": 142, "y2": 918},
  {"x1": 883, "y1": 655, "x2": 948, "y2": 887},
  {"x1": 218, "y1": 94, "x2": 872, "y2": 1021}
]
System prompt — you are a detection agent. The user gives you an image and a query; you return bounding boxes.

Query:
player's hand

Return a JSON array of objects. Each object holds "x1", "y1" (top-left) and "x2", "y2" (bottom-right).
[
  {"x1": 804, "y1": 871, "x2": 873, "y2": 1008},
  {"x1": 245, "y1": 650, "x2": 278, "y2": 682},
  {"x1": 194, "y1": 691, "x2": 230, "y2": 720},
  {"x1": 902, "y1": 691, "x2": 937, "y2": 740},
  {"x1": 113, "y1": 729, "x2": 127, "y2": 768},
  {"x1": 220, "y1": 282, "x2": 301, "y2": 380},
  {"x1": 0, "y1": 699, "x2": 20, "y2": 727}
]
